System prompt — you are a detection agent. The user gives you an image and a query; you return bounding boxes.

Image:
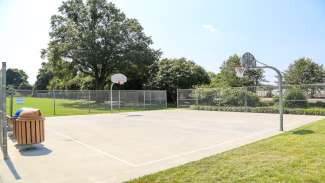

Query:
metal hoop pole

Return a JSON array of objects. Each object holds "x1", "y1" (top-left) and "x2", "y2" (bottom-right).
[
  {"x1": 110, "y1": 83, "x2": 114, "y2": 111},
  {"x1": 257, "y1": 65, "x2": 284, "y2": 131}
]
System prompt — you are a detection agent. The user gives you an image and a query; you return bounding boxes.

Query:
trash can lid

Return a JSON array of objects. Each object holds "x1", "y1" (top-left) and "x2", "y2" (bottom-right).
[
  {"x1": 17, "y1": 108, "x2": 43, "y2": 120},
  {"x1": 14, "y1": 109, "x2": 24, "y2": 118}
]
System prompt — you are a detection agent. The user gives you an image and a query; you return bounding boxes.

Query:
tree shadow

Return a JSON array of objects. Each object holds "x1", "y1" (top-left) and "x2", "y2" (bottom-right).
[
  {"x1": 126, "y1": 114, "x2": 143, "y2": 117},
  {"x1": 60, "y1": 100, "x2": 107, "y2": 110},
  {"x1": 292, "y1": 129, "x2": 314, "y2": 135},
  {"x1": 15, "y1": 144, "x2": 52, "y2": 156}
]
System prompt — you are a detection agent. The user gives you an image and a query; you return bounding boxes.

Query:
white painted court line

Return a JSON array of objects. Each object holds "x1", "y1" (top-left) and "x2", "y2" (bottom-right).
[
  {"x1": 134, "y1": 128, "x2": 279, "y2": 167},
  {"x1": 135, "y1": 119, "x2": 311, "y2": 167},
  {"x1": 46, "y1": 122, "x2": 305, "y2": 168},
  {"x1": 47, "y1": 128, "x2": 138, "y2": 167}
]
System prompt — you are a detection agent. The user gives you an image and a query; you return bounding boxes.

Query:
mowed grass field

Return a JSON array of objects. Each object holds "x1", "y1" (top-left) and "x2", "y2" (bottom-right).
[
  {"x1": 128, "y1": 119, "x2": 325, "y2": 183},
  {"x1": 6, "y1": 97, "x2": 141, "y2": 116}
]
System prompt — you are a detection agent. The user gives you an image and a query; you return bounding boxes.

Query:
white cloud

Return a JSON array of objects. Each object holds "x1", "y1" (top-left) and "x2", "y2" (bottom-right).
[{"x1": 202, "y1": 24, "x2": 217, "y2": 32}]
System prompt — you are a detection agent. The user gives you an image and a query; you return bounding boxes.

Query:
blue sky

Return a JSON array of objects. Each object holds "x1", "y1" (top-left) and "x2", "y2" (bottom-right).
[{"x1": 0, "y1": 0, "x2": 324, "y2": 83}]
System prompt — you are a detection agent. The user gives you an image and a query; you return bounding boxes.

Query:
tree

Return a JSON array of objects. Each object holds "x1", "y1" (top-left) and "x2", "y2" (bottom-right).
[
  {"x1": 284, "y1": 58, "x2": 324, "y2": 84},
  {"x1": 145, "y1": 58, "x2": 210, "y2": 102},
  {"x1": 46, "y1": 59, "x2": 81, "y2": 90},
  {"x1": 209, "y1": 54, "x2": 264, "y2": 88},
  {"x1": 284, "y1": 57, "x2": 325, "y2": 98},
  {"x1": 34, "y1": 62, "x2": 54, "y2": 90},
  {"x1": 35, "y1": 59, "x2": 96, "y2": 90},
  {"x1": 6, "y1": 68, "x2": 32, "y2": 89},
  {"x1": 284, "y1": 89, "x2": 307, "y2": 108},
  {"x1": 43, "y1": 0, "x2": 160, "y2": 90}
]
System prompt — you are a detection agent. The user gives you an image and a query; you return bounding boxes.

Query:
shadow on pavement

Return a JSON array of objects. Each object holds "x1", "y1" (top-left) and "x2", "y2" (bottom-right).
[
  {"x1": 16, "y1": 144, "x2": 52, "y2": 156},
  {"x1": 4, "y1": 158, "x2": 21, "y2": 180}
]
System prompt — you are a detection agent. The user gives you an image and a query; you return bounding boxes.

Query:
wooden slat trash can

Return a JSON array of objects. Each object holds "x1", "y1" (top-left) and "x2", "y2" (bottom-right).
[{"x1": 12, "y1": 108, "x2": 45, "y2": 145}]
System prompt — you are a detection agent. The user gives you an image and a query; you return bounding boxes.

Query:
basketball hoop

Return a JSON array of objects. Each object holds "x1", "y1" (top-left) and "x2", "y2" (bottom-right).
[
  {"x1": 241, "y1": 52, "x2": 256, "y2": 69},
  {"x1": 237, "y1": 51, "x2": 284, "y2": 131},
  {"x1": 234, "y1": 65, "x2": 246, "y2": 78},
  {"x1": 234, "y1": 52, "x2": 256, "y2": 78},
  {"x1": 110, "y1": 73, "x2": 127, "y2": 111},
  {"x1": 111, "y1": 73, "x2": 127, "y2": 85}
]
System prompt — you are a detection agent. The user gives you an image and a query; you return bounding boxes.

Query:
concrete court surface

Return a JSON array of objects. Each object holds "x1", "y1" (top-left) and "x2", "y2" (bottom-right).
[{"x1": 0, "y1": 109, "x2": 323, "y2": 183}]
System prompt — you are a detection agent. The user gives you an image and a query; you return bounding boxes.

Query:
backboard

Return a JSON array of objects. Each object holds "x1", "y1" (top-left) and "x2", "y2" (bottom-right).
[
  {"x1": 240, "y1": 52, "x2": 256, "y2": 69},
  {"x1": 111, "y1": 73, "x2": 127, "y2": 85}
]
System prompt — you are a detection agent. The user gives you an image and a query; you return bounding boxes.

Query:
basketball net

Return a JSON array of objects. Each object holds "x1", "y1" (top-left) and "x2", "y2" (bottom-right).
[
  {"x1": 234, "y1": 66, "x2": 246, "y2": 78},
  {"x1": 116, "y1": 81, "x2": 125, "y2": 85}
]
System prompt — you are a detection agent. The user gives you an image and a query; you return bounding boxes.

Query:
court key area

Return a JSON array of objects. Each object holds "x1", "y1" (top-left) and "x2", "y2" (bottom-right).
[{"x1": 0, "y1": 109, "x2": 322, "y2": 183}]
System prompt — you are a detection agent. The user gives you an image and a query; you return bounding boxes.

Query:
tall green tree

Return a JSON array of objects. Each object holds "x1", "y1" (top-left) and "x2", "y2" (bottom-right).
[
  {"x1": 284, "y1": 58, "x2": 324, "y2": 84},
  {"x1": 209, "y1": 54, "x2": 264, "y2": 88},
  {"x1": 43, "y1": 0, "x2": 160, "y2": 90},
  {"x1": 6, "y1": 68, "x2": 32, "y2": 89},
  {"x1": 47, "y1": 59, "x2": 80, "y2": 90},
  {"x1": 145, "y1": 58, "x2": 210, "y2": 102},
  {"x1": 284, "y1": 57, "x2": 324, "y2": 97},
  {"x1": 34, "y1": 62, "x2": 54, "y2": 90},
  {"x1": 35, "y1": 59, "x2": 96, "y2": 90}
]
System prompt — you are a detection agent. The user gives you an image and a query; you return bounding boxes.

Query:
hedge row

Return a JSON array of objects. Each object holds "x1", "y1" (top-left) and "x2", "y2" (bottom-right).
[{"x1": 191, "y1": 105, "x2": 325, "y2": 116}]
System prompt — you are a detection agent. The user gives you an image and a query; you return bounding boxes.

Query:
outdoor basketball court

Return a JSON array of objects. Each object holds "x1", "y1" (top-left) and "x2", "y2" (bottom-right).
[{"x1": 0, "y1": 109, "x2": 323, "y2": 183}]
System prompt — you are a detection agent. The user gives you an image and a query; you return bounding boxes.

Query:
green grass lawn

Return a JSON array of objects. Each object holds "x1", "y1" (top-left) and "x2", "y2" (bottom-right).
[
  {"x1": 7, "y1": 97, "x2": 146, "y2": 117},
  {"x1": 128, "y1": 119, "x2": 325, "y2": 183}
]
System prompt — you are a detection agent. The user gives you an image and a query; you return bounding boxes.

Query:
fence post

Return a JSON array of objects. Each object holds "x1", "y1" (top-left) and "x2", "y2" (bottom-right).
[
  {"x1": 0, "y1": 77, "x2": 2, "y2": 158},
  {"x1": 1, "y1": 62, "x2": 8, "y2": 159},
  {"x1": 196, "y1": 89, "x2": 199, "y2": 107},
  {"x1": 10, "y1": 92, "x2": 13, "y2": 117},
  {"x1": 118, "y1": 90, "x2": 121, "y2": 111},
  {"x1": 110, "y1": 84, "x2": 114, "y2": 112},
  {"x1": 88, "y1": 90, "x2": 91, "y2": 113},
  {"x1": 176, "y1": 89, "x2": 178, "y2": 108},
  {"x1": 165, "y1": 90, "x2": 168, "y2": 109},
  {"x1": 143, "y1": 90, "x2": 146, "y2": 110},
  {"x1": 53, "y1": 90, "x2": 56, "y2": 115},
  {"x1": 214, "y1": 90, "x2": 217, "y2": 107},
  {"x1": 107, "y1": 90, "x2": 109, "y2": 110},
  {"x1": 244, "y1": 87, "x2": 248, "y2": 112},
  {"x1": 149, "y1": 91, "x2": 152, "y2": 109},
  {"x1": 217, "y1": 89, "x2": 221, "y2": 108}
]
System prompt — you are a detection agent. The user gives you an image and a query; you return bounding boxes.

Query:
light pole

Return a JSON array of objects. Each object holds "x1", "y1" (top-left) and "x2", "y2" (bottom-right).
[{"x1": 235, "y1": 52, "x2": 284, "y2": 131}]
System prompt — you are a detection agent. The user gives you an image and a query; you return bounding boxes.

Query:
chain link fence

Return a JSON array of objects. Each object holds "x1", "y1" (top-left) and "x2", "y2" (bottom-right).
[
  {"x1": 177, "y1": 84, "x2": 325, "y2": 115},
  {"x1": 8, "y1": 90, "x2": 167, "y2": 116}
]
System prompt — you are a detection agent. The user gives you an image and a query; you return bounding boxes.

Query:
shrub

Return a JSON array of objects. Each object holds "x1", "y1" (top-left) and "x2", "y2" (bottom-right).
[
  {"x1": 193, "y1": 88, "x2": 220, "y2": 106},
  {"x1": 284, "y1": 89, "x2": 307, "y2": 108},
  {"x1": 219, "y1": 88, "x2": 260, "y2": 107},
  {"x1": 309, "y1": 101, "x2": 325, "y2": 108},
  {"x1": 273, "y1": 96, "x2": 279, "y2": 104},
  {"x1": 260, "y1": 99, "x2": 275, "y2": 107},
  {"x1": 191, "y1": 105, "x2": 325, "y2": 116}
]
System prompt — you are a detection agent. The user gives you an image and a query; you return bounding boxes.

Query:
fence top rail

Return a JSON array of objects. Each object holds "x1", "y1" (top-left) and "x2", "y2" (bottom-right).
[
  {"x1": 177, "y1": 83, "x2": 325, "y2": 91},
  {"x1": 13, "y1": 89, "x2": 167, "y2": 92}
]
